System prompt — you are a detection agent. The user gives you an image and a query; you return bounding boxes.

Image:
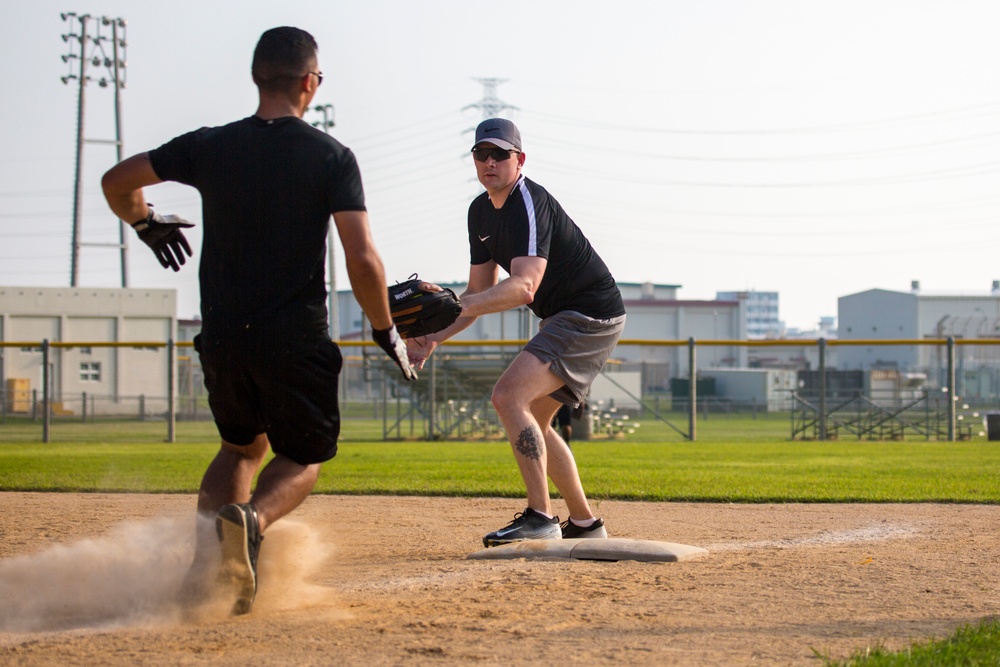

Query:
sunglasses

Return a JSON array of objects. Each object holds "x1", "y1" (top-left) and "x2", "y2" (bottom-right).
[
  {"x1": 472, "y1": 146, "x2": 518, "y2": 162},
  {"x1": 307, "y1": 71, "x2": 324, "y2": 86}
]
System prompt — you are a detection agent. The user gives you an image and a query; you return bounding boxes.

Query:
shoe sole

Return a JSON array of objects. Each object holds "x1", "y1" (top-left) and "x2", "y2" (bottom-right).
[
  {"x1": 484, "y1": 534, "x2": 562, "y2": 548},
  {"x1": 216, "y1": 509, "x2": 256, "y2": 615},
  {"x1": 563, "y1": 525, "x2": 608, "y2": 540}
]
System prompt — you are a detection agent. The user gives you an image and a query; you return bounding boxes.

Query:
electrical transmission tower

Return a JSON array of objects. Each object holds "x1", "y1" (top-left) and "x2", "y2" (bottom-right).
[
  {"x1": 60, "y1": 12, "x2": 129, "y2": 288},
  {"x1": 465, "y1": 78, "x2": 518, "y2": 120}
]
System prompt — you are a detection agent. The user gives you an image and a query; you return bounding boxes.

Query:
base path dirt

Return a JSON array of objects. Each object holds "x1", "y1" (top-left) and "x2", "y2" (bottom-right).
[{"x1": 0, "y1": 493, "x2": 998, "y2": 666}]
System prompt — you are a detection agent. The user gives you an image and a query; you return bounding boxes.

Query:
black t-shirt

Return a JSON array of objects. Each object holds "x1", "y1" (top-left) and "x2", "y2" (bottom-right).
[
  {"x1": 148, "y1": 116, "x2": 365, "y2": 339},
  {"x1": 468, "y1": 175, "x2": 625, "y2": 320}
]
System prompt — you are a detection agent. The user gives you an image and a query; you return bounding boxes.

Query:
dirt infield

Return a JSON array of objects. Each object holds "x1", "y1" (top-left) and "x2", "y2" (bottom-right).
[{"x1": 0, "y1": 493, "x2": 998, "y2": 666}]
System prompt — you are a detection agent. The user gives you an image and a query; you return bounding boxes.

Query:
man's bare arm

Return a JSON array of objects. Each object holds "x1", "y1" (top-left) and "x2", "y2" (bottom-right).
[
  {"x1": 460, "y1": 255, "x2": 547, "y2": 318},
  {"x1": 101, "y1": 153, "x2": 161, "y2": 224},
  {"x1": 332, "y1": 209, "x2": 393, "y2": 330}
]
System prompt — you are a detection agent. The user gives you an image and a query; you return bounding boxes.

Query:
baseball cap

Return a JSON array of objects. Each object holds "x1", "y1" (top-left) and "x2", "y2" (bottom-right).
[{"x1": 473, "y1": 118, "x2": 521, "y2": 151}]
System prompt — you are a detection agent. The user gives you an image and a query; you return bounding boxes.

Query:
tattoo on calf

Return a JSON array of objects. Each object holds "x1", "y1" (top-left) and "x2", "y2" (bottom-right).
[{"x1": 514, "y1": 426, "x2": 543, "y2": 460}]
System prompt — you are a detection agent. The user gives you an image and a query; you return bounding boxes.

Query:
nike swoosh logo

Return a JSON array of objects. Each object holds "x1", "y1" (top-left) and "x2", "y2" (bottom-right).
[{"x1": 479, "y1": 235, "x2": 490, "y2": 241}]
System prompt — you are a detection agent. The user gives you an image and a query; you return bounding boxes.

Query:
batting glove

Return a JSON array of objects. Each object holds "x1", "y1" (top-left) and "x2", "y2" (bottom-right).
[
  {"x1": 372, "y1": 325, "x2": 418, "y2": 381},
  {"x1": 131, "y1": 208, "x2": 194, "y2": 272}
]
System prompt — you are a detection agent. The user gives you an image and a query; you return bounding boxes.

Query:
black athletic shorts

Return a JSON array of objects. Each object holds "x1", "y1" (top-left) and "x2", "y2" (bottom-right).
[{"x1": 195, "y1": 334, "x2": 343, "y2": 465}]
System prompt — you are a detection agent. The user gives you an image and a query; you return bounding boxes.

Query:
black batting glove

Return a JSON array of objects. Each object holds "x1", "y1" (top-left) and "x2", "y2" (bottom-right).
[
  {"x1": 131, "y1": 208, "x2": 195, "y2": 272},
  {"x1": 372, "y1": 325, "x2": 417, "y2": 381}
]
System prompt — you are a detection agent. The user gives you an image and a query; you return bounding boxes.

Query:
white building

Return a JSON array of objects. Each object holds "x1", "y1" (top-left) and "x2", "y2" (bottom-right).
[
  {"x1": 838, "y1": 282, "x2": 1000, "y2": 375},
  {"x1": 0, "y1": 286, "x2": 177, "y2": 416},
  {"x1": 716, "y1": 290, "x2": 782, "y2": 339}
]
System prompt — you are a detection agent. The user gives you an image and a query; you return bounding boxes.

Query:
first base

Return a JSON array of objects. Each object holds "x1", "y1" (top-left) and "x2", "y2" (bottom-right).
[{"x1": 467, "y1": 538, "x2": 708, "y2": 562}]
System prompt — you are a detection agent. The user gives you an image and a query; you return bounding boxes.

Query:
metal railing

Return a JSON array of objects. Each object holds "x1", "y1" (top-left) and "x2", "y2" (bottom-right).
[{"x1": 2, "y1": 337, "x2": 998, "y2": 443}]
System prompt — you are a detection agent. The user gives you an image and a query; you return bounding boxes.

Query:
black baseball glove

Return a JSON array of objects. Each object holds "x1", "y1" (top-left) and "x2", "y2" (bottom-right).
[
  {"x1": 132, "y1": 207, "x2": 194, "y2": 272},
  {"x1": 389, "y1": 275, "x2": 462, "y2": 339}
]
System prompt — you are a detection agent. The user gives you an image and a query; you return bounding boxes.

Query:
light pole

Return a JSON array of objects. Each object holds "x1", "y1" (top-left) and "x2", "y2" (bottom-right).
[
  {"x1": 310, "y1": 104, "x2": 338, "y2": 341},
  {"x1": 60, "y1": 12, "x2": 129, "y2": 287}
]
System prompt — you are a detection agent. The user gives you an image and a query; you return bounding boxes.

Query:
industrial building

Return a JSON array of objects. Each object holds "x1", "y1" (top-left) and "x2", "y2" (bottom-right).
[
  {"x1": 0, "y1": 286, "x2": 177, "y2": 416},
  {"x1": 7, "y1": 279, "x2": 998, "y2": 417},
  {"x1": 716, "y1": 290, "x2": 781, "y2": 339}
]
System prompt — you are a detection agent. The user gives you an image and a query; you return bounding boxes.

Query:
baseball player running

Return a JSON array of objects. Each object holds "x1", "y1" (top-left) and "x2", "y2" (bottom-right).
[{"x1": 102, "y1": 26, "x2": 414, "y2": 614}]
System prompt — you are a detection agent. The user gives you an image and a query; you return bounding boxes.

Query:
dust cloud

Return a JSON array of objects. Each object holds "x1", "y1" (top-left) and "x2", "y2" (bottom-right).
[{"x1": 0, "y1": 513, "x2": 337, "y2": 633}]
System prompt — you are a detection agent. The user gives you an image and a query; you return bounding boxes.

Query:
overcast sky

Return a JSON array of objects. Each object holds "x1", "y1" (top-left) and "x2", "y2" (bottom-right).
[{"x1": 2, "y1": 0, "x2": 999, "y2": 331}]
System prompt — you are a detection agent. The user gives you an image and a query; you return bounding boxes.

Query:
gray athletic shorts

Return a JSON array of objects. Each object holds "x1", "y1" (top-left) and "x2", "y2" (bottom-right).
[{"x1": 523, "y1": 310, "x2": 626, "y2": 406}]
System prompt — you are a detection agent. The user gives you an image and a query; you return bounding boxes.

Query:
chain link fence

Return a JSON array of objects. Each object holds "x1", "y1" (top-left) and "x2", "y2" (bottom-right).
[{"x1": 2, "y1": 338, "x2": 999, "y2": 443}]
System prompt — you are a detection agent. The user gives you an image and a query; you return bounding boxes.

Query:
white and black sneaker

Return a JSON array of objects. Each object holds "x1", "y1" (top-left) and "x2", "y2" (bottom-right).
[
  {"x1": 561, "y1": 517, "x2": 608, "y2": 540},
  {"x1": 483, "y1": 508, "x2": 562, "y2": 547},
  {"x1": 216, "y1": 503, "x2": 263, "y2": 616}
]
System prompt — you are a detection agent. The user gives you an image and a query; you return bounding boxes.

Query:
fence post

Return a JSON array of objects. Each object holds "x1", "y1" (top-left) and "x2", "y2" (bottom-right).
[
  {"x1": 429, "y1": 353, "x2": 438, "y2": 439},
  {"x1": 0, "y1": 348, "x2": 5, "y2": 425},
  {"x1": 167, "y1": 339, "x2": 176, "y2": 443},
  {"x1": 947, "y1": 336, "x2": 956, "y2": 442},
  {"x1": 381, "y1": 370, "x2": 388, "y2": 439},
  {"x1": 688, "y1": 337, "x2": 696, "y2": 442},
  {"x1": 82, "y1": 391, "x2": 87, "y2": 423},
  {"x1": 42, "y1": 339, "x2": 50, "y2": 443},
  {"x1": 818, "y1": 338, "x2": 827, "y2": 440}
]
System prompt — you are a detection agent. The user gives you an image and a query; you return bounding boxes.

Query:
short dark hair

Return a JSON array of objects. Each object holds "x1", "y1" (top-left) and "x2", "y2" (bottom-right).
[{"x1": 251, "y1": 27, "x2": 318, "y2": 94}]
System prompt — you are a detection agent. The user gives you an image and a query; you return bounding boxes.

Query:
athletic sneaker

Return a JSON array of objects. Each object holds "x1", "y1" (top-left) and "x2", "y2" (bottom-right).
[
  {"x1": 561, "y1": 517, "x2": 608, "y2": 539},
  {"x1": 216, "y1": 503, "x2": 263, "y2": 616},
  {"x1": 482, "y1": 508, "x2": 562, "y2": 547}
]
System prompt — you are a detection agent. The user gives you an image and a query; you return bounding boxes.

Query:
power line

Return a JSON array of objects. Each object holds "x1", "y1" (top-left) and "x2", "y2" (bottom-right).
[
  {"x1": 345, "y1": 112, "x2": 461, "y2": 147},
  {"x1": 534, "y1": 158, "x2": 1000, "y2": 188},
  {"x1": 528, "y1": 130, "x2": 1000, "y2": 164},
  {"x1": 559, "y1": 191, "x2": 1000, "y2": 220},
  {"x1": 522, "y1": 100, "x2": 1000, "y2": 136}
]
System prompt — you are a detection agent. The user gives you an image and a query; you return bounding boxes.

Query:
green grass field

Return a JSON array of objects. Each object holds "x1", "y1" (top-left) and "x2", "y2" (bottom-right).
[
  {"x1": 1, "y1": 432, "x2": 999, "y2": 501},
  {"x1": 820, "y1": 618, "x2": 1000, "y2": 666},
  {"x1": 3, "y1": 405, "x2": 985, "y2": 445},
  {"x1": 1, "y1": 426, "x2": 999, "y2": 663}
]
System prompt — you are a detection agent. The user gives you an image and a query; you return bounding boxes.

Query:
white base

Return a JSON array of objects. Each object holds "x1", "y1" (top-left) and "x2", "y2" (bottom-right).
[{"x1": 467, "y1": 537, "x2": 708, "y2": 562}]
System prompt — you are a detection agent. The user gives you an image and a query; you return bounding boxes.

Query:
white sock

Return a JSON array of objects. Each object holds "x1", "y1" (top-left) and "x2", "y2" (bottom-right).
[
  {"x1": 571, "y1": 517, "x2": 596, "y2": 528},
  {"x1": 533, "y1": 509, "x2": 554, "y2": 520}
]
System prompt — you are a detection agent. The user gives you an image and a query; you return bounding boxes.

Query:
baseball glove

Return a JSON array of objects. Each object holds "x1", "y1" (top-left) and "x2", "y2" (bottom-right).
[{"x1": 389, "y1": 275, "x2": 462, "y2": 339}]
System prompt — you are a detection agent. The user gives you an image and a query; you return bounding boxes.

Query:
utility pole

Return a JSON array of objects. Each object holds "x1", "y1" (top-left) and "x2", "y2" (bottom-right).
[
  {"x1": 464, "y1": 78, "x2": 517, "y2": 121},
  {"x1": 60, "y1": 12, "x2": 128, "y2": 287},
  {"x1": 309, "y1": 104, "x2": 339, "y2": 341}
]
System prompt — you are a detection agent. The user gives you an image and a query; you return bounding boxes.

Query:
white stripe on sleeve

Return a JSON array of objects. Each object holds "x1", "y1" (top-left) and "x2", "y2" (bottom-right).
[{"x1": 516, "y1": 177, "x2": 538, "y2": 256}]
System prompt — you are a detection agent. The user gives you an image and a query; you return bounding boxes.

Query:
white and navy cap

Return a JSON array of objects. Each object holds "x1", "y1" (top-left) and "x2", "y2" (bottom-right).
[{"x1": 473, "y1": 118, "x2": 522, "y2": 151}]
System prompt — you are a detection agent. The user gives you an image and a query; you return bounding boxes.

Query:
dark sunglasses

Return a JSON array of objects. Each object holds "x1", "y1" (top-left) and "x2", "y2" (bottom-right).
[
  {"x1": 307, "y1": 71, "x2": 324, "y2": 86},
  {"x1": 472, "y1": 146, "x2": 518, "y2": 162}
]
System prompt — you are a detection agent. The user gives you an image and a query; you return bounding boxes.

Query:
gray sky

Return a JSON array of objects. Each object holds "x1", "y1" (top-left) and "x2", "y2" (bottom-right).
[{"x1": 2, "y1": 0, "x2": 999, "y2": 330}]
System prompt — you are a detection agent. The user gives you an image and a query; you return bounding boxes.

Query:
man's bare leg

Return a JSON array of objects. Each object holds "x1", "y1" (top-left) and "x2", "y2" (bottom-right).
[
  {"x1": 184, "y1": 434, "x2": 321, "y2": 607},
  {"x1": 183, "y1": 434, "x2": 269, "y2": 606},
  {"x1": 532, "y1": 397, "x2": 597, "y2": 522},
  {"x1": 492, "y1": 352, "x2": 574, "y2": 515},
  {"x1": 250, "y1": 454, "x2": 322, "y2": 532},
  {"x1": 197, "y1": 434, "x2": 270, "y2": 515}
]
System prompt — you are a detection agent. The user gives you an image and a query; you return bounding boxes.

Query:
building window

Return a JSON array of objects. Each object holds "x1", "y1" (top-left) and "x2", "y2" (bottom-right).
[{"x1": 80, "y1": 362, "x2": 101, "y2": 382}]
